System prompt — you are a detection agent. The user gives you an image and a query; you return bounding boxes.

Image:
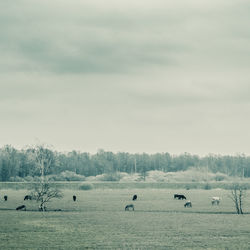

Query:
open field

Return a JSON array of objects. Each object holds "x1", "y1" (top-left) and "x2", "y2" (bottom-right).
[{"x1": 1, "y1": 188, "x2": 250, "y2": 249}]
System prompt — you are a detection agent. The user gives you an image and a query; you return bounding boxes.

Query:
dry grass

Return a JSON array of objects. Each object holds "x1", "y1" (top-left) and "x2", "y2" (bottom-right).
[{"x1": 0, "y1": 189, "x2": 250, "y2": 249}]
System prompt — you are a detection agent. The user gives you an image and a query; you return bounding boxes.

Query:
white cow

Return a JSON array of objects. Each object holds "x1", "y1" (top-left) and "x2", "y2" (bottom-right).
[{"x1": 211, "y1": 197, "x2": 220, "y2": 205}]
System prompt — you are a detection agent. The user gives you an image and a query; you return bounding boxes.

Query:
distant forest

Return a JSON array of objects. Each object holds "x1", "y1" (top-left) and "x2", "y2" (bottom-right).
[{"x1": 0, "y1": 145, "x2": 249, "y2": 181}]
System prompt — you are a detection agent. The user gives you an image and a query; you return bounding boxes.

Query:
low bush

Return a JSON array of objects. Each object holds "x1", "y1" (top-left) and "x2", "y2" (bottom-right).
[
  {"x1": 48, "y1": 171, "x2": 86, "y2": 181},
  {"x1": 9, "y1": 176, "x2": 24, "y2": 182},
  {"x1": 214, "y1": 173, "x2": 227, "y2": 181},
  {"x1": 79, "y1": 183, "x2": 94, "y2": 190},
  {"x1": 24, "y1": 176, "x2": 34, "y2": 182},
  {"x1": 185, "y1": 183, "x2": 198, "y2": 190},
  {"x1": 96, "y1": 173, "x2": 122, "y2": 182},
  {"x1": 204, "y1": 183, "x2": 212, "y2": 190}
]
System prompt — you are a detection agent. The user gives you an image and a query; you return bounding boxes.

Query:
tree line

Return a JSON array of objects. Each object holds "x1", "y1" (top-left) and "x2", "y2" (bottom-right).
[{"x1": 0, "y1": 145, "x2": 250, "y2": 181}]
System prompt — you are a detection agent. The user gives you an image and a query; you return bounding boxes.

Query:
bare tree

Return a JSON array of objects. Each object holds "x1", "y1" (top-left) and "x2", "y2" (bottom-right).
[
  {"x1": 28, "y1": 144, "x2": 62, "y2": 211},
  {"x1": 229, "y1": 183, "x2": 246, "y2": 214},
  {"x1": 31, "y1": 182, "x2": 63, "y2": 211}
]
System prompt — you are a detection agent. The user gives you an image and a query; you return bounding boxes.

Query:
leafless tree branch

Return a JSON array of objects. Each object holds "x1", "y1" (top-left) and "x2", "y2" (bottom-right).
[{"x1": 229, "y1": 183, "x2": 246, "y2": 214}]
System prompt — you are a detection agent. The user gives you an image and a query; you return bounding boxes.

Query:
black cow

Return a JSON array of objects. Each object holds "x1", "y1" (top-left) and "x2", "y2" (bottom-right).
[
  {"x1": 184, "y1": 201, "x2": 192, "y2": 208},
  {"x1": 73, "y1": 195, "x2": 76, "y2": 202},
  {"x1": 16, "y1": 205, "x2": 26, "y2": 211},
  {"x1": 24, "y1": 195, "x2": 32, "y2": 200},
  {"x1": 174, "y1": 194, "x2": 179, "y2": 199},
  {"x1": 4, "y1": 195, "x2": 7, "y2": 201},
  {"x1": 178, "y1": 194, "x2": 186, "y2": 200},
  {"x1": 125, "y1": 204, "x2": 134, "y2": 211},
  {"x1": 132, "y1": 194, "x2": 137, "y2": 201},
  {"x1": 174, "y1": 194, "x2": 186, "y2": 200}
]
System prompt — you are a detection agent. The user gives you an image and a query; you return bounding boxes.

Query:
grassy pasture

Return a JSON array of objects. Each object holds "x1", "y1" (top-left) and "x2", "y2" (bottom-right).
[{"x1": 1, "y1": 188, "x2": 250, "y2": 249}]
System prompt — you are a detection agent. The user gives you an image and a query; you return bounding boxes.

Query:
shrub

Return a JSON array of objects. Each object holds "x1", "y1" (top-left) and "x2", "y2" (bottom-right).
[
  {"x1": 24, "y1": 176, "x2": 34, "y2": 182},
  {"x1": 33, "y1": 176, "x2": 41, "y2": 182},
  {"x1": 60, "y1": 171, "x2": 86, "y2": 181},
  {"x1": 9, "y1": 176, "x2": 24, "y2": 182},
  {"x1": 146, "y1": 171, "x2": 166, "y2": 182},
  {"x1": 204, "y1": 183, "x2": 212, "y2": 190},
  {"x1": 79, "y1": 183, "x2": 94, "y2": 190},
  {"x1": 118, "y1": 173, "x2": 141, "y2": 182},
  {"x1": 185, "y1": 183, "x2": 198, "y2": 189},
  {"x1": 48, "y1": 171, "x2": 86, "y2": 181},
  {"x1": 97, "y1": 173, "x2": 122, "y2": 181},
  {"x1": 214, "y1": 173, "x2": 227, "y2": 181}
]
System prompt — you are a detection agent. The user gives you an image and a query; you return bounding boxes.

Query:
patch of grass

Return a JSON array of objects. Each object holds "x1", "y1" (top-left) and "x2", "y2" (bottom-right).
[{"x1": 0, "y1": 189, "x2": 250, "y2": 249}]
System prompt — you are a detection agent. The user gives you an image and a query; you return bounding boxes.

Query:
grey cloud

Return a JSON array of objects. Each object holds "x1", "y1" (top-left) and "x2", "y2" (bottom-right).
[
  {"x1": 5, "y1": 0, "x2": 250, "y2": 74},
  {"x1": 0, "y1": 30, "x2": 181, "y2": 74},
  {"x1": 0, "y1": 0, "x2": 186, "y2": 74}
]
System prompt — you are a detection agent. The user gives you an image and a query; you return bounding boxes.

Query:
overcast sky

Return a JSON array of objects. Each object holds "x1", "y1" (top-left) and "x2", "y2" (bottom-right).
[{"x1": 1, "y1": 0, "x2": 250, "y2": 155}]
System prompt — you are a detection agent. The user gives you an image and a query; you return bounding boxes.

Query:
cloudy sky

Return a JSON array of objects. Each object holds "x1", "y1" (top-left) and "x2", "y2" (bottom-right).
[{"x1": 1, "y1": 0, "x2": 250, "y2": 155}]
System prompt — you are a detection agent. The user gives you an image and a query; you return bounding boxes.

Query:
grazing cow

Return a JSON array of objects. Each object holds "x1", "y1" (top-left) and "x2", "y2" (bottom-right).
[
  {"x1": 178, "y1": 194, "x2": 186, "y2": 200},
  {"x1": 4, "y1": 195, "x2": 7, "y2": 201},
  {"x1": 211, "y1": 197, "x2": 220, "y2": 205},
  {"x1": 174, "y1": 194, "x2": 187, "y2": 200},
  {"x1": 132, "y1": 194, "x2": 137, "y2": 201},
  {"x1": 24, "y1": 195, "x2": 32, "y2": 201},
  {"x1": 184, "y1": 201, "x2": 192, "y2": 208},
  {"x1": 174, "y1": 194, "x2": 179, "y2": 199},
  {"x1": 178, "y1": 194, "x2": 187, "y2": 200},
  {"x1": 16, "y1": 205, "x2": 26, "y2": 211},
  {"x1": 73, "y1": 195, "x2": 76, "y2": 202},
  {"x1": 125, "y1": 204, "x2": 134, "y2": 211}
]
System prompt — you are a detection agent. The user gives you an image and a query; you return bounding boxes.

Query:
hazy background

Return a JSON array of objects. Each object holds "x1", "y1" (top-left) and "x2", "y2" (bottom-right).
[{"x1": 1, "y1": 0, "x2": 250, "y2": 155}]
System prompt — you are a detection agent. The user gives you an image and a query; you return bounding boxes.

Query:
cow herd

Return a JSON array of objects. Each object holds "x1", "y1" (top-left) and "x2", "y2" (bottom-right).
[
  {"x1": 174, "y1": 193, "x2": 221, "y2": 208},
  {"x1": 174, "y1": 193, "x2": 192, "y2": 207},
  {"x1": 124, "y1": 193, "x2": 221, "y2": 211},
  {"x1": 1, "y1": 192, "x2": 221, "y2": 212}
]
